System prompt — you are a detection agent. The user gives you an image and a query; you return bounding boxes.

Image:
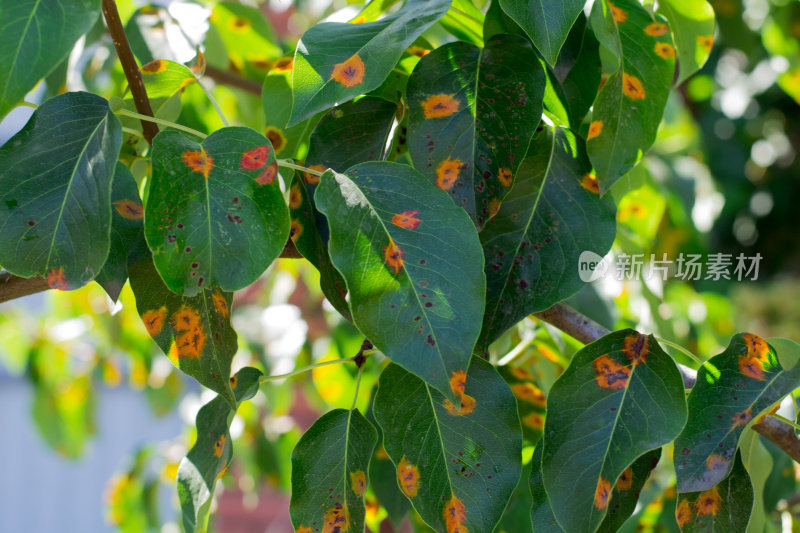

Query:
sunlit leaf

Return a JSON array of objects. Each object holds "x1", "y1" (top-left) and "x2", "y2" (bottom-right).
[
  {"x1": 262, "y1": 70, "x2": 320, "y2": 160},
  {"x1": 138, "y1": 59, "x2": 196, "y2": 99},
  {"x1": 499, "y1": 0, "x2": 586, "y2": 65},
  {"x1": 0, "y1": 92, "x2": 121, "y2": 289},
  {"x1": 209, "y1": 2, "x2": 281, "y2": 74},
  {"x1": 373, "y1": 358, "x2": 522, "y2": 533},
  {"x1": 406, "y1": 34, "x2": 545, "y2": 229},
  {"x1": 315, "y1": 162, "x2": 485, "y2": 401},
  {"x1": 290, "y1": 408, "x2": 377, "y2": 533},
  {"x1": 658, "y1": 0, "x2": 716, "y2": 84}
]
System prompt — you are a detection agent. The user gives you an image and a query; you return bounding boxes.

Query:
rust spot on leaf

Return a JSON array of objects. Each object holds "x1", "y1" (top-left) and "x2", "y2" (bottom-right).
[
  {"x1": 391, "y1": 210, "x2": 420, "y2": 229},
  {"x1": 421, "y1": 94, "x2": 460, "y2": 119},
  {"x1": 264, "y1": 126, "x2": 287, "y2": 153},
  {"x1": 141, "y1": 59, "x2": 166, "y2": 74},
  {"x1": 443, "y1": 493, "x2": 467, "y2": 533},
  {"x1": 511, "y1": 383, "x2": 546, "y2": 407},
  {"x1": 608, "y1": 2, "x2": 627, "y2": 23},
  {"x1": 444, "y1": 394, "x2": 476, "y2": 416},
  {"x1": 436, "y1": 158, "x2": 462, "y2": 190},
  {"x1": 289, "y1": 185, "x2": 302, "y2": 209},
  {"x1": 384, "y1": 238, "x2": 405, "y2": 275},
  {"x1": 738, "y1": 333, "x2": 772, "y2": 380},
  {"x1": 616, "y1": 467, "x2": 633, "y2": 491},
  {"x1": 350, "y1": 470, "x2": 366, "y2": 496},
  {"x1": 594, "y1": 354, "x2": 630, "y2": 389},
  {"x1": 580, "y1": 173, "x2": 600, "y2": 194},
  {"x1": 449, "y1": 370, "x2": 467, "y2": 396},
  {"x1": 296, "y1": 527, "x2": 312, "y2": 533},
  {"x1": 655, "y1": 42, "x2": 676, "y2": 59},
  {"x1": 522, "y1": 412, "x2": 545, "y2": 430},
  {"x1": 622, "y1": 73, "x2": 646, "y2": 100},
  {"x1": 407, "y1": 46, "x2": 430, "y2": 58},
  {"x1": 397, "y1": 456, "x2": 420, "y2": 497},
  {"x1": 304, "y1": 164, "x2": 326, "y2": 185},
  {"x1": 594, "y1": 477, "x2": 612, "y2": 510},
  {"x1": 695, "y1": 486, "x2": 721, "y2": 516},
  {"x1": 510, "y1": 366, "x2": 534, "y2": 380},
  {"x1": 241, "y1": 145, "x2": 271, "y2": 170},
  {"x1": 290, "y1": 219, "x2": 303, "y2": 242},
  {"x1": 272, "y1": 56, "x2": 293, "y2": 72},
  {"x1": 732, "y1": 407, "x2": 752, "y2": 428},
  {"x1": 172, "y1": 306, "x2": 205, "y2": 358},
  {"x1": 182, "y1": 149, "x2": 213, "y2": 178},
  {"x1": 214, "y1": 434, "x2": 226, "y2": 457},
  {"x1": 172, "y1": 306, "x2": 201, "y2": 331},
  {"x1": 212, "y1": 291, "x2": 229, "y2": 318},
  {"x1": 697, "y1": 35, "x2": 714, "y2": 53},
  {"x1": 622, "y1": 333, "x2": 649, "y2": 366},
  {"x1": 113, "y1": 199, "x2": 144, "y2": 219},
  {"x1": 587, "y1": 121, "x2": 603, "y2": 140},
  {"x1": 142, "y1": 306, "x2": 167, "y2": 336},
  {"x1": 229, "y1": 16, "x2": 251, "y2": 32},
  {"x1": 676, "y1": 499, "x2": 692, "y2": 527},
  {"x1": 330, "y1": 54, "x2": 365, "y2": 88},
  {"x1": 230, "y1": 374, "x2": 237, "y2": 389},
  {"x1": 498, "y1": 167, "x2": 513, "y2": 187},
  {"x1": 644, "y1": 22, "x2": 669, "y2": 36},
  {"x1": 322, "y1": 502, "x2": 349, "y2": 533},
  {"x1": 47, "y1": 267, "x2": 69, "y2": 290},
  {"x1": 256, "y1": 161, "x2": 278, "y2": 185}
]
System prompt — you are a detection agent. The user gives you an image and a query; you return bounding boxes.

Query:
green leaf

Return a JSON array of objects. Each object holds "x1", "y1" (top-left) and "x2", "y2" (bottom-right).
[
  {"x1": 373, "y1": 358, "x2": 522, "y2": 533},
  {"x1": 587, "y1": 0, "x2": 675, "y2": 192},
  {"x1": 499, "y1": 0, "x2": 587, "y2": 65},
  {"x1": 674, "y1": 451, "x2": 753, "y2": 532},
  {"x1": 290, "y1": 408, "x2": 378, "y2": 533},
  {"x1": 530, "y1": 445, "x2": 562, "y2": 532},
  {"x1": 498, "y1": 365, "x2": 547, "y2": 445},
  {"x1": 289, "y1": 0, "x2": 450, "y2": 125},
  {"x1": 542, "y1": 330, "x2": 687, "y2": 531},
  {"x1": 210, "y1": 2, "x2": 281, "y2": 75},
  {"x1": 560, "y1": 20, "x2": 602, "y2": 125},
  {"x1": 314, "y1": 162, "x2": 485, "y2": 401},
  {"x1": 0, "y1": 91, "x2": 121, "y2": 289},
  {"x1": 657, "y1": 0, "x2": 716, "y2": 84},
  {"x1": 146, "y1": 127, "x2": 289, "y2": 297},
  {"x1": 138, "y1": 59, "x2": 197, "y2": 99},
  {"x1": 440, "y1": 0, "x2": 485, "y2": 45},
  {"x1": 178, "y1": 366, "x2": 262, "y2": 533},
  {"x1": 478, "y1": 125, "x2": 616, "y2": 350},
  {"x1": 0, "y1": 0, "x2": 100, "y2": 117},
  {"x1": 598, "y1": 448, "x2": 661, "y2": 532},
  {"x1": 95, "y1": 163, "x2": 144, "y2": 302},
  {"x1": 673, "y1": 334, "x2": 800, "y2": 493},
  {"x1": 405, "y1": 34, "x2": 545, "y2": 230},
  {"x1": 262, "y1": 72, "x2": 320, "y2": 160},
  {"x1": 738, "y1": 429, "x2": 771, "y2": 532},
  {"x1": 127, "y1": 252, "x2": 237, "y2": 404},
  {"x1": 496, "y1": 459, "x2": 534, "y2": 533}
]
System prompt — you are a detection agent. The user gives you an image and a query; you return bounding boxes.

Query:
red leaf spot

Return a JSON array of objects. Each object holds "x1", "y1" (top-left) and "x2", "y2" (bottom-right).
[
  {"x1": 383, "y1": 239, "x2": 404, "y2": 275},
  {"x1": 391, "y1": 210, "x2": 420, "y2": 230},
  {"x1": 182, "y1": 149, "x2": 213, "y2": 178},
  {"x1": 240, "y1": 145, "x2": 270, "y2": 170},
  {"x1": 46, "y1": 267, "x2": 69, "y2": 290},
  {"x1": 256, "y1": 161, "x2": 278, "y2": 185}
]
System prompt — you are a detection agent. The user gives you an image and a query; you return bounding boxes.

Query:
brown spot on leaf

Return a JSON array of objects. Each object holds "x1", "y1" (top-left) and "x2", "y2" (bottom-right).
[
  {"x1": 595, "y1": 477, "x2": 612, "y2": 510},
  {"x1": 593, "y1": 354, "x2": 630, "y2": 389},
  {"x1": 391, "y1": 210, "x2": 420, "y2": 230},
  {"x1": 330, "y1": 54, "x2": 365, "y2": 88},
  {"x1": 622, "y1": 333, "x2": 649, "y2": 366},
  {"x1": 113, "y1": 199, "x2": 144, "y2": 220},
  {"x1": 182, "y1": 149, "x2": 213, "y2": 178},
  {"x1": 47, "y1": 267, "x2": 69, "y2": 290},
  {"x1": 443, "y1": 493, "x2": 467, "y2": 533},
  {"x1": 142, "y1": 306, "x2": 167, "y2": 336},
  {"x1": 695, "y1": 486, "x2": 721, "y2": 516},
  {"x1": 616, "y1": 467, "x2": 633, "y2": 491}
]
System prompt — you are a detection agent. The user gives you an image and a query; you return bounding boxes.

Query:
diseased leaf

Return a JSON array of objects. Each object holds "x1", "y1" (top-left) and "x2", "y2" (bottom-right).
[
  {"x1": 598, "y1": 448, "x2": 661, "y2": 532},
  {"x1": 290, "y1": 409, "x2": 377, "y2": 533},
  {"x1": 673, "y1": 334, "x2": 800, "y2": 493},
  {"x1": 478, "y1": 125, "x2": 616, "y2": 350},
  {"x1": 178, "y1": 366, "x2": 262, "y2": 533},
  {"x1": 289, "y1": 0, "x2": 450, "y2": 125},
  {"x1": 499, "y1": 0, "x2": 587, "y2": 65},
  {"x1": 587, "y1": 0, "x2": 676, "y2": 192},
  {"x1": 498, "y1": 365, "x2": 547, "y2": 445},
  {"x1": 560, "y1": 20, "x2": 602, "y2": 125},
  {"x1": 209, "y1": 2, "x2": 281, "y2": 75},
  {"x1": 406, "y1": 35, "x2": 545, "y2": 230},
  {"x1": 675, "y1": 451, "x2": 753, "y2": 532},
  {"x1": 262, "y1": 70, "x2": 320, "y2": 160},
  {"x1": 314, "y1": 162, "x2": 485, "y2": 401},
  {"x1": 658, "y1": 0, "x2": 716, "y2": 84},
  {"x1": 0, "y1": 0, "x2": 100, "y2": 117},
  {"x1": 146, "y1": 127, "x2": 289, "y2": 296},
  {"x1": 138, "y1": 59, "x2": 196, "y2": 99},
  {"x1": 128, "y1": 252, "x2": 237, "y2": 404},
  {"x1": 0, "y1": 91, "x2": 121, "y2": 290},
  {"x1": 542, "y1": 330, "x2": 687, "y2": 531},
  {"x1": 373, "y1": 358, "x2": 522, "y2": 533},
  {"x1": 95, "y1": 163, "x2": 144, "y2": 302},
  {"x1": 440, "y1": 0, "x2": 485, "y2": 45}
]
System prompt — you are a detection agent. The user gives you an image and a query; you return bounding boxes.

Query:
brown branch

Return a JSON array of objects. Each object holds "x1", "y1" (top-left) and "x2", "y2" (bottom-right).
[
  {"x1": 0, "y1": 272, "x2": 49, "y2": 304},
  {"x1": 101, "y1": 0, "x2": 159, "y2": 144},
  {"x1": 204, "y1": 65, "x2": 263, "y2": 96},
  {"x1": 534, "y1": 302, "x2": 800, "y2": 465}
]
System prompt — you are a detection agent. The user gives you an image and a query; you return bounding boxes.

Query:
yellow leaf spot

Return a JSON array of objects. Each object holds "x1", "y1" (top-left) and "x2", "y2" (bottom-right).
[
  {"x1": 113, "y1": 199, "x2": 144, "y2": 220},
  {"x1": 407, "y1": 46, "x2": 430, "y2": 58},
  {"x1": 296, "y1": 526, "x2": 312, "y2": 533},
  {"x1": 608, "y1": 2, "x2": 627, "y2": 23},
  {"x1": 289, "y1": 185, "x2": 303, "y2": 209},
  {"x1": 322, "y1": 502, "x2": 349, "y2": 533},
  {"x1": 522, "y1": 412, "x2": 545, "y2": 430},
  {"x1": 304, "y1": 164, "x2": 327, "y2": 185},
  {"x1": 397, "y1": 456, "x2": 420, "y2": 497},
  {"x1": 697, "y1": 35, "x2": 714, "y2": 53},
  {"x1": 695, "y1": 486, "x2": 721, "y2": 516},
  {"x1": 497, "y1": 167, "x2": 513, "y2": 188},
  {"x1": 511, "y1": 383, "x2": 546, "y2": 407},
  {"x1": 594, "y1": 477, "x2": 612, "y2": 510},
  {"x1": 212, "y1": 291, "x2": 229, "y2": 318},
  {"x1": 489, "y1": 198, "x2": 501, "y2": 219},
  {"x1": 141, "y1": 59, "x2": 166, "y2": 74},
  {"x1": 421, "y1": 94, "x2": 460, "y2": 119},
  {"x1": 616, "y1": 467, "x2": 633, "y2": 491},
  {"x1": 350, "y1": 15, "x2": 367, "y2": 23},
  {"x1": 350, "y1": 470, "x2": 366, "y2": 496},
  {"x1": 444, "y1": 394, "x2": 476, "y2": 416},
  {"x1": 47, "y1": 266, "x2": 69, "y2": 290},
  {"x1": 214, "y1": 434, "x2": 226, "y2": 457},
  {"x1": 172, "y1": 306, "x2": 201, "y2": 331},
  {"x1": 290, "y1": 219, "x2": 303, "y2": 243},
  {"x1": 676, "y1": 499, "x2": 692, "y2": 527},
  {"x1": 228, "y1": 16, "x2": 251, "y2": 33},
  {"x1": 510, "y1": 366, "x2": 534, "y2": 381},
  {"x1": 587, "y1": 121, "x2": 603, "y2": 140},
  {"x1": 580, "y1": 173, "x2": 600, "y2": 194},
  {"x1": 622, "y1": 72, "x2": 646, "y2": 100},
  {"x1": 142, "y1": 306, "x2": 167, "y2": 337},
  {"x1": 383, "y1": 238, "x2": 405, "y2": 275},
  {"x1": 264, "y1": 126, "x2": 287, "y2": 153},
  {"x1": 436, "y1": 158, "x2": 462, "y2": 190},
  {"x1": 644, "y1": 22, "x2": 669, "y2": 36},
  {"x1": 330, "y1": 54, "x2": 365, "y2": 88},
  {"x1": 272, "y1": 57, "x2": 293, "y2": 72},
  {"x1": 443, "y1": 493, "x2": 467, "y2": 533},
  {"x1": 655, "y1": 42, "x2": 676, "y2": 59},
  {"x1": 593, "y1": 354, "x2": 630, "y2": 389}
]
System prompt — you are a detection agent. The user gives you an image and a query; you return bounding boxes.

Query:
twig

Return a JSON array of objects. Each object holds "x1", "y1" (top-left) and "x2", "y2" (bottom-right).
[
  {"x1": 0, "y1": 272, "x2": 49, "y2": 304},
  {"x1": 204, "y1": 65, "x2": 263, "y2": 96},
  {"x1": 101, "y1": 0, "x2": 159, "y2": 144},
  {"x1": 116, "y1": 109, "x2": 207, "y2": 139}
]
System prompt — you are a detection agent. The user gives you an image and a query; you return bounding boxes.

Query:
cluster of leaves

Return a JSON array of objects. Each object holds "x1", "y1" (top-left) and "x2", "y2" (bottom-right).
[{"x1": 2, "y1": 0, "x2": 800, "y2": 531}]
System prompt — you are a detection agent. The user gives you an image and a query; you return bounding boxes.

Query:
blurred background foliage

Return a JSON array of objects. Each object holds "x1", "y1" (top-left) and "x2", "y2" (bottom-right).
[{"x1": 1, "y1": 0, "x2": 799, "y2": 530}]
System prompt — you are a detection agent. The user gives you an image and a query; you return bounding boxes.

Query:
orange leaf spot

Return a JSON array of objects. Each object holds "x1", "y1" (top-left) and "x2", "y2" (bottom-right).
[
  {"x1": 375, "y1": 445, "x2": 389, "y2": 460},
  {"x1": 644, "y1": 22, "x2": 669, "y2": 36},
  {"x1": 510, "y1": 366, "x2": 534, "y2": 381},
  {"x1": 142, "y1": 306, "x2": 167, "y2": 337},
  {"x1": 272, "y1": 56, "x2": 293, "y2": 72},
  {"x1": 587, "y1": 120, "x2": 603, "y2": 140},
  {"x1": 391, "y1": 210, "x2": 420, "y2": 230},
  {"x1": 216, "y1": 462, "x2": 230, "y2": 479},
  {"x1": 616, "y1": 467, "x2": 633, "y2": 491},
  {"x1": 622, "y1": 72, "x2": 646, "y2": 100},
  {"x1": 113, "y1": 199, "x2": 144, "y2": 220},
  {"x1": 444, "y1": 394, "x2": 476, "y2": 416},
  {"x1": 511, "y1": 383, "x2": 546, "y2": 407},
  {"x1": 175, "y1": 325, "x2": 206, "y2": 358},
  {"x1": 594, "y1": 477, "x2": 612, "y2": 510},
  {"x1": 290, "y1": 219, "x2": 303, "y2": 242},
  {"x1": 522, "y1": 412, "x2": 545, "y2": 430},
  {"x1": 742, "y1": 333, "x2": 770, "y2": 360},
  {"x1": 212, "y1": 291, "x2": 229, "y2": 318},
  {"x1": 622, "y1": 333, "x2": 649, "y2": 366},
  {"x1": 383, "y1": 239, "x2": 405, "y2": 275},
  {"x1": 289, "y1": 185, "x2": 303, "y2": 209},
  {"x1": 350, "y1": 15, "x2": 367, "y2": 24},
  {"x1": 407, "y1": 46, "x2": 430, "y2": 58},
  {"x1": 593, "y1": 354, "x2": 631, "y2": 389},
  {"x1": 265, "y1": 126, "x2": 287, "y2": 153},
  {"x1": 498, "y1": 167, "x2": 513, "y2": 188},
  {"x1": 443, "y1": 493, "x2": 467, "y2": 533},
  {"x1": 608, "y1": 2, "x2": 627, "y2": 23},
  {"x1": 182, "y1": 149, "x2": 213, "y2": 179},
  {"x1": 322, "y1": 502, "x2": 349, "y2": 533},
  {"x1": 350, "y1": 470, "x2": 367, "y2": 496},
  {"x1": 397, "y1": 457, "x2": 420, "y2": 498},
  {"x1": 449, "y1": 370, "x2": 467, "y2": 397},
  {"x1": 580, "y1": 173, "x2": 600, "y2": 194},
  {"x1": 304, "y1": 164, "x2": 326, "y2": 185},
  {"x1": 731, "y1": 407, "x2": 752, "y2": 428},
  {"x1": 421, "y1": 94, "x2": 460, "y2": 119},
  {"x1": 241, "y1": 145, "x2": 271, "y2": 170},
  {"x1": 436, "y1": 158, "x2": 462, "y2": 191},
  {"x1": 141, "y1": 59, "x2": 166, "y2": 74},
  {"x1": 676, "y1": 499, "x2": 692, "y2": 527},
  {"x1": 296, "y1": 527, "x2": 312, "y2": 533},
  {"x1": 654, "y1": 42, "x2": 676, "y2": 59},
  {"x1": 256, "y1": 161, "x2": 278, "y2": 185},
  {"x1": 705, "y1": 453, "x2": 729, "y2": 472},
  {"x1": 214, "y1": 434, "x2": 226, "y2": 457},
  {"x1": 694, "y1": 486, "x2": 721, "y2": 516},
  {"x1": 489, "y1": 198, "x2": 501, "y2": 219},
  {"x1": 172, "y1": 306, "x2": 201, "y2": 331},
  {"x1": 47, "y1": 267, "x2": 69, "y2": 290},
  {"x1": 330, "y1": 53, "x2": 365, "y2": 88},
  {"x1": 697, "y1": 35, "x2": 714, "y2": 53},
  {"x1": 230, "y1": 374, "x2": 238, "y2": 389}
]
